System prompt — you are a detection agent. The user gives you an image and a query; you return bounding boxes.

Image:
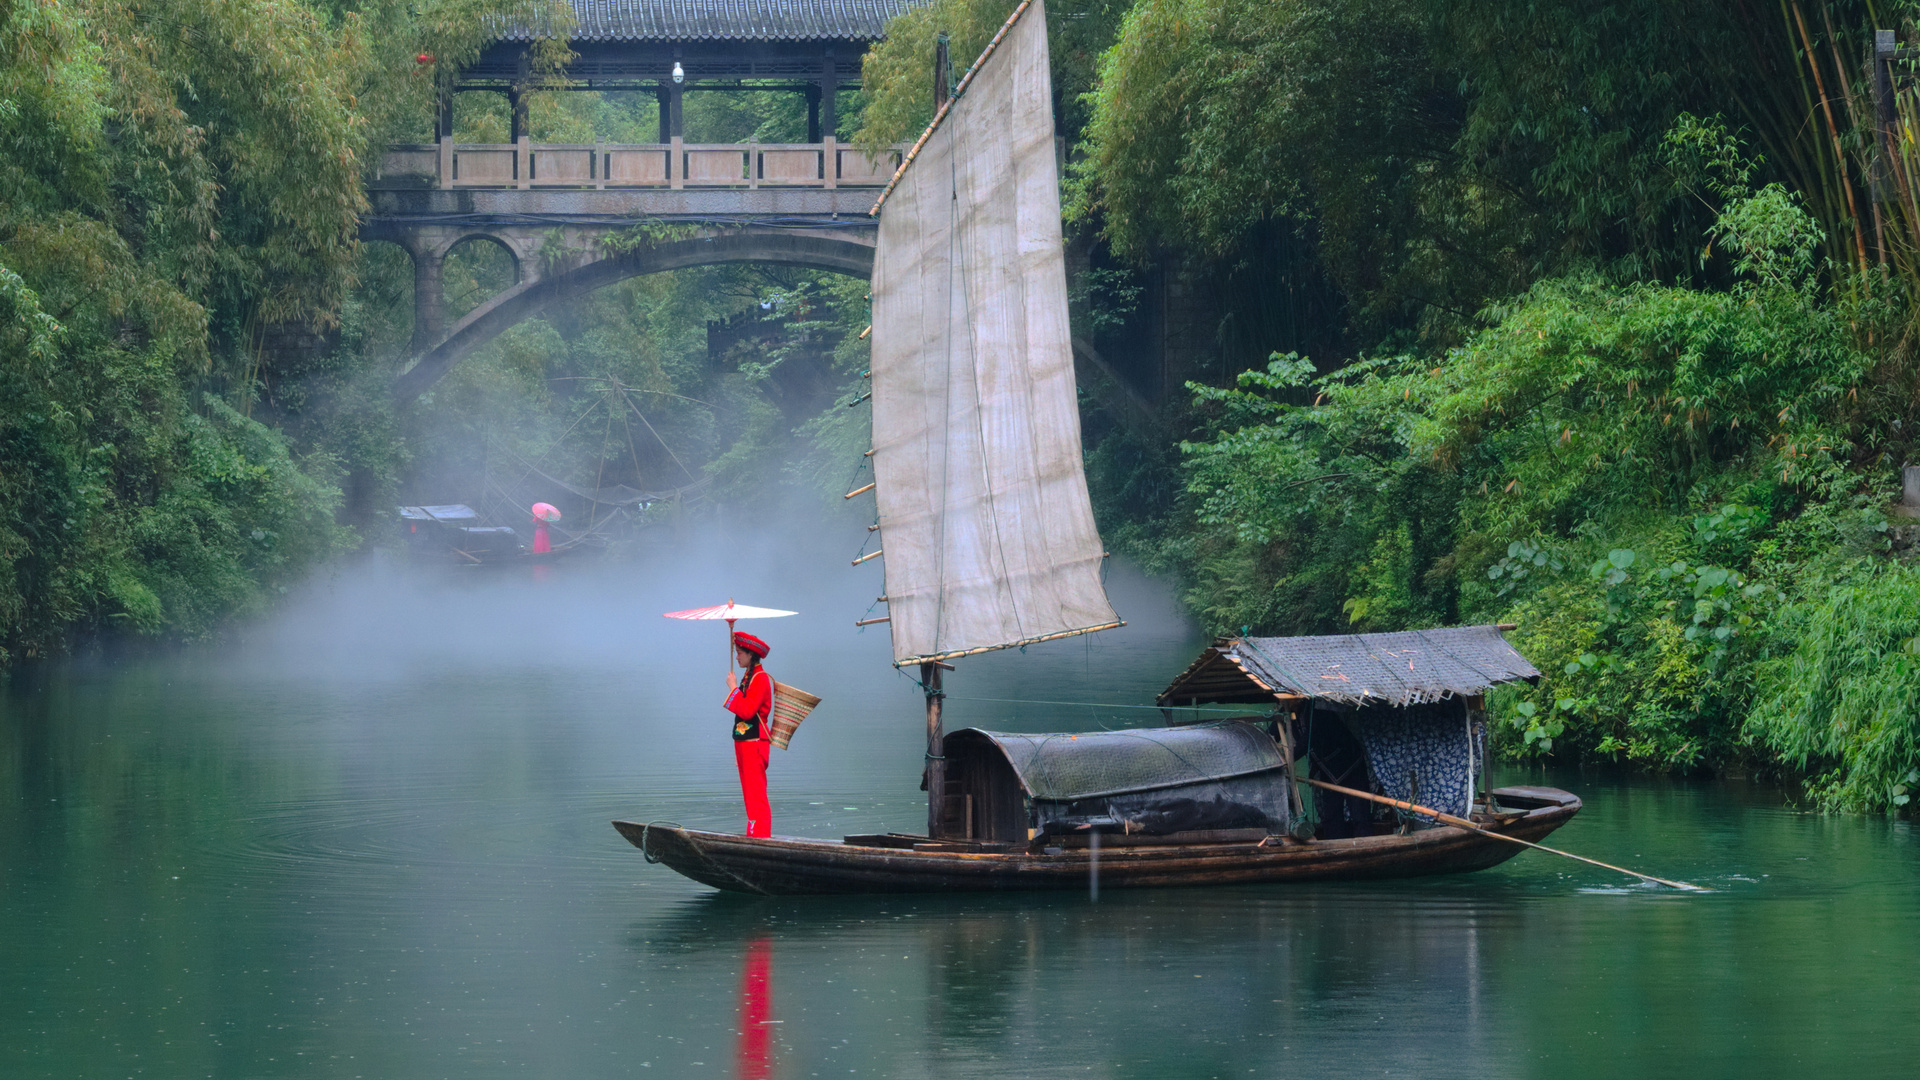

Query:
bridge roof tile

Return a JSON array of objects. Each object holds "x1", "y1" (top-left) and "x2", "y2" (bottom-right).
[{"x1": 502, "y1": 0, "x2": 923, "y2": 43}]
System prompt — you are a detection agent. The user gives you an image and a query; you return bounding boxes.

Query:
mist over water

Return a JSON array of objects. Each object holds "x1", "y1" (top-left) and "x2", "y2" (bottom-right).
[{"x1": 5, "y1": 507, "x2": 1920, "y2": 1078}]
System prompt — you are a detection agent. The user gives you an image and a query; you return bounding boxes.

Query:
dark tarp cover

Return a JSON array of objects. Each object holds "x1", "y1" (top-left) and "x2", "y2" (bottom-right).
[{"x1": 949, "y1": 722, "x2": 1292, "y2": 836}]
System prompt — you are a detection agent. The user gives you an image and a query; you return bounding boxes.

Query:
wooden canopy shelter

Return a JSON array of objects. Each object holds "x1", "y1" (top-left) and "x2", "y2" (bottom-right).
[
  {"x1": 448, "y1": 0, "x2": 927, "y2": 143},
  {"x1": 1157, "y1": 626, "x2": 1542, "y2": 829}
]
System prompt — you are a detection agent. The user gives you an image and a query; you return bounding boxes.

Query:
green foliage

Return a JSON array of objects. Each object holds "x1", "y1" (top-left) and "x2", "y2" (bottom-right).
[
  {"x1": 1072, "y1": 0, "x2": 1888, "y2": 345},
  {"x1": 0, "y1": 0, "x2": 536, "y2": 660},
  {"x1": 1134, "y1": 178, "x2": 1916, "y2": 799},
  {"x1": 856, "y1": 0, "x2": 1133, "y2": 147},
  {"x1": 1711, "y1": 185, "x2": 1825, "y2": 291},
  {"x1": 1749, "y1": 566, "x2": 1920, "y2": 813}
]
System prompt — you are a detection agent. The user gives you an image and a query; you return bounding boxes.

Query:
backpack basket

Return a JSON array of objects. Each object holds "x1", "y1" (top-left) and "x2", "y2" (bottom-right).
[{"x1": 769, "y1": 681, "x2": 821, "y2": 750}]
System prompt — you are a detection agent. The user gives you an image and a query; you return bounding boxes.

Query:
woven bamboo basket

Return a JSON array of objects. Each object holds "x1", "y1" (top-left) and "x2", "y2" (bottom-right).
[{"x1": 769, "y1": 681, "x2": 821, "y2": 750}]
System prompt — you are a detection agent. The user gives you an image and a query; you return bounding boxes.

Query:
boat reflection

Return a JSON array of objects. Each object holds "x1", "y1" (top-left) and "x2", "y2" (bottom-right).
[{"x1": 636, "y1": 884, "x2": 1507, "y2": 1078}]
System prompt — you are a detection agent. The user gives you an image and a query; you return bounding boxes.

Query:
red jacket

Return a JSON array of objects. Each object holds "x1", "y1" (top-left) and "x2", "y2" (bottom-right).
[{"x1": 727, "y1": 667, "x2": 773, "y2": 742}]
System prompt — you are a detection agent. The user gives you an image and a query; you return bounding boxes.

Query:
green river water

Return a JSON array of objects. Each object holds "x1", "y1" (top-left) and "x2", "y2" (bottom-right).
[{"x1": 3, "y1": 528, "x2": 1916, "y2": 1079}]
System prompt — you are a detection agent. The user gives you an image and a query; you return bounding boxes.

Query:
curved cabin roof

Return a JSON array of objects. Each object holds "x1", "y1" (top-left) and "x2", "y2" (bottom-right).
[
  {"x1": 1159, "y1": 625, "x2": 1540, "y2": 709},
  {"x1": 946, "y1": 722, "x2": 1288, "y2": 802},
  {"x1": 500, "y1": 0, "x2": 925, "y2": 43}
]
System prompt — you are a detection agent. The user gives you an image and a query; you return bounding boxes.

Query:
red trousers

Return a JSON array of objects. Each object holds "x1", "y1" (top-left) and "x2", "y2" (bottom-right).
[{"x1": 734, "y1": 739, "x2": 772, "y2": 837}]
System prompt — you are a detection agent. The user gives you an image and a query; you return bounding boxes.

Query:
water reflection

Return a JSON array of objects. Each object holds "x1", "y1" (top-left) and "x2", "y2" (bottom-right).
[
  {"x1": 736, "y1": 937, "x2": 773, "y2": 1080},
  {"x1": 4, "y1": 535, "x2": 1920, "y2": 1078},
  {"x1": 636, "y1": 887, "x2": 1520, "y2": 1078}
]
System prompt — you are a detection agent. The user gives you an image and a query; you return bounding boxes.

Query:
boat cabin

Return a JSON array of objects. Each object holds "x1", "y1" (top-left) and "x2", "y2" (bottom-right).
[
  {"x1": 1158, "y1": 624, "x2": 1540, "y2": 839},
  {"x1": 924, "y1": 626, "x2": 1539, "y2": 845},
  {"x1": 398, "y1": 504, "x2": 526, "y2": 560},
  {"x1": 930, "y1": 626, "x2": 1539, "y2": 846},
  {"x1": 938, "y1": 721, "x2": 1296, "y2": 844}
]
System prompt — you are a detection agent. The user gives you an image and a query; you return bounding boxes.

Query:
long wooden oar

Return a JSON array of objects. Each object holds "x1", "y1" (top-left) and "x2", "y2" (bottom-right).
[{"x1": 1300, "y1": 777, "x2": 1709, "y2": 892}]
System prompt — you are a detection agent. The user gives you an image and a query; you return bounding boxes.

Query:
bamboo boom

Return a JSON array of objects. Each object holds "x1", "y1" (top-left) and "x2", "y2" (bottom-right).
[
  {"x1": 1299, "y1": 777, "x2": 1708, "y2": 892},
  {"x1": 893, "y1": 619, "x2": 1128, "y2": 666}
]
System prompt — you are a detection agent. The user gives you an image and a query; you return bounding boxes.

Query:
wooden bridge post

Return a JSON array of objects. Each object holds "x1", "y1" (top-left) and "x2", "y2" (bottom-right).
[
  {"x1": 511, "y1": 52, "x2": 530, "y2": 190},
  {"x1": 821, "y1": 49, "x2": 838, "y2": 188}
]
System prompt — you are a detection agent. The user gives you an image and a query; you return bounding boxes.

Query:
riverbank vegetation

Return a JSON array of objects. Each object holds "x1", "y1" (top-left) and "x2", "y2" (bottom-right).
[{"x1": 1057, "y1": 0, "x2": 1920, "y2": 811}]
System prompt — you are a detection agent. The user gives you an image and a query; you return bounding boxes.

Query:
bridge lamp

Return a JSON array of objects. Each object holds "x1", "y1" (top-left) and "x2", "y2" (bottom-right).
[{"x1": 672, "y1": 62, "x2": 685, "y2": 84}]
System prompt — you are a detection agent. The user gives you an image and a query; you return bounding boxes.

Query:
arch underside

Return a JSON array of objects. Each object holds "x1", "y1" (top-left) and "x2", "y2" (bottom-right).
[{"x1": 393, "y1": 228, "x2": 874, "y2": 403}]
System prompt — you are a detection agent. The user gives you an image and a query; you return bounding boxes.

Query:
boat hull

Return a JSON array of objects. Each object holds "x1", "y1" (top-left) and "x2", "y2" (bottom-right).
[{"x1": 613, "y1": 786, "x2": 1581, "y2": 895}]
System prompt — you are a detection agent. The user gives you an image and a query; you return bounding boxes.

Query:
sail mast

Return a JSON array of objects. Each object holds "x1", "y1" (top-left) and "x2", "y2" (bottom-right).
[
  {"x1": 922, "y1": 660, "x2": 945, "y2": 838},
  {"x1": 921, "y1": 31, "x2": 953, "y2": 842},
  {"x1": 869, "y1": 0, "x2": 1117, "y2": 838}
]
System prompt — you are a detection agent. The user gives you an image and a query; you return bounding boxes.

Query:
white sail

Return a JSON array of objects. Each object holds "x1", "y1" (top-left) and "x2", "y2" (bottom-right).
[{"x1": 868, "y1": 0, "x2": 1121, "y2": 666}]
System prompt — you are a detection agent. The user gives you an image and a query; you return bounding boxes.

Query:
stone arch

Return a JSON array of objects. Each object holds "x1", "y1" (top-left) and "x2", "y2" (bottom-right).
[
  {"x1": 436, "y1": 233, "x2": 523, "y2": 330},
  {"x1": 393, "y1": 226, "x2": 875, "y2": 403},
  {"x1": 437, "y1": 232, "x2": 523, "y2": 276}
]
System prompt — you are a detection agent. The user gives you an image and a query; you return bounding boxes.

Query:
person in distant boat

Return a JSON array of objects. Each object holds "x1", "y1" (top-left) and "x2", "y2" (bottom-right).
[
  {"x1": 725, "y1": 632, "x2": 775, "y2": 838},
  {"x1": 530, "y1": 502, "x2": 559, "y2": 554}
]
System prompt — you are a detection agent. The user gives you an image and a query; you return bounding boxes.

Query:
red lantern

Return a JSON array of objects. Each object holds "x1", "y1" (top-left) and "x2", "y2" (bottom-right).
[{"x1": 415, "y1": 52, "x2": 435, "y2": 65}]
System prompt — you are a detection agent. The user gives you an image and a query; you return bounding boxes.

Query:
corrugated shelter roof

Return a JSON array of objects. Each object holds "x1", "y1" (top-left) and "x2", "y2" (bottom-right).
[
  {"x1": 499, "y1": 0, "x2": 924, "y2": 42},
  {"x1": 949, "y1": 722, "x2": 1288, "y2": 802},
  {"x1": 1159, "y1": 625, "x2": 1540, "y2": 708}
]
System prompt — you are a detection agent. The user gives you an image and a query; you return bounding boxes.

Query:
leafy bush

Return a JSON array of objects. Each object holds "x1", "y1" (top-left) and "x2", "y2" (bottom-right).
[{"x1": 1748, "y1": 566, "x2": 1920, "y2": 813}]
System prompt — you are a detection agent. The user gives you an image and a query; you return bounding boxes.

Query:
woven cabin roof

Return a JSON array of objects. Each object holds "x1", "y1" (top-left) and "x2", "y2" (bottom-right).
[
  {"x1": 499, "y1": 0, "x2": 924, "y2": 42},
  {"x1": 1159, "y1": 625, "x2": 1540, "y2": 708}
]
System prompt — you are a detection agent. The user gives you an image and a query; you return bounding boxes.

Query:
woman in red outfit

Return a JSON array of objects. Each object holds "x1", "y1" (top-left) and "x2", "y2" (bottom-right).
[{"x1": 725, "y1": 631, "x2": 775, "y2": 837}]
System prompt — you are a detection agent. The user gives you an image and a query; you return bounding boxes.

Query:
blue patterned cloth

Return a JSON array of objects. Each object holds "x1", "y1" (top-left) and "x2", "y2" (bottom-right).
[{"x1": 1355, "y1": 700, "x2": 1475, "y2": 820}]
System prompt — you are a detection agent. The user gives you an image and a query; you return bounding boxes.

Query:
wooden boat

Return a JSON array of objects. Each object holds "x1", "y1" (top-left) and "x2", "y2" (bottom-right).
[
  {"x1": 620, "y1": 622, "x2": 1573, "y2": 895},
  {"x1": 616, "y1": 1, "x2": 1581, "y2": 895},
  {"x1": 615, "y1": 787, "x2": 1578, "y2": 895}
]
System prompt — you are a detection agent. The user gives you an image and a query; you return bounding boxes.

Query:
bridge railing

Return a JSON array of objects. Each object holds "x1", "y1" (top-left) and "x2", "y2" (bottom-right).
[{"x1": 375, "y1": 139, "x2": 906, "y2": 191}]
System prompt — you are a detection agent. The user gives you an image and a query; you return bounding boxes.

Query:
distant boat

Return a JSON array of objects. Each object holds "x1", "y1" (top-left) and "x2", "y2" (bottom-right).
[{"x1": 615, "y1": 0, "x2": 1578, "y2": 894}]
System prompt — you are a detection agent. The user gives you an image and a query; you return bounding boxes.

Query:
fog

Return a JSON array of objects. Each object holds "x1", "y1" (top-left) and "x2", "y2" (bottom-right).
[{"x1": 197, "y1": 489, "x2": 1209, "y2": 836}]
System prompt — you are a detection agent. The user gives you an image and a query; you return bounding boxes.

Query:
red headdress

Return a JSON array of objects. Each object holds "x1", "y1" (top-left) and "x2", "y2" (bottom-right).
[{"x1": 732, "y1": 631, "x2": 770, "y2": 658}]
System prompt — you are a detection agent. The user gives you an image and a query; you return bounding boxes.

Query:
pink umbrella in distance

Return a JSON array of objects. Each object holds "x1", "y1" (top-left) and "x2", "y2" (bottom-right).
[
  {"x1": 663, "y1": 598, "x2": 797, "y2": 677},
  {"x1": 530, "y1": 502, "x2": 561, "y2": 554}
]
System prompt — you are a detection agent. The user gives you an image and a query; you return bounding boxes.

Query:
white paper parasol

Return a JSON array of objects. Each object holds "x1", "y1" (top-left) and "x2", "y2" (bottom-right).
[{"x1": 663, "y1": 598, "x2": 797, "y2": 676}]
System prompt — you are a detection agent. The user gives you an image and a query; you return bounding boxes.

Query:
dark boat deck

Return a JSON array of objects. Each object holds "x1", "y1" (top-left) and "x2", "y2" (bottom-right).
[{"x1": 613, "y1": 786, "x2": 1581, "y2": 895}]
